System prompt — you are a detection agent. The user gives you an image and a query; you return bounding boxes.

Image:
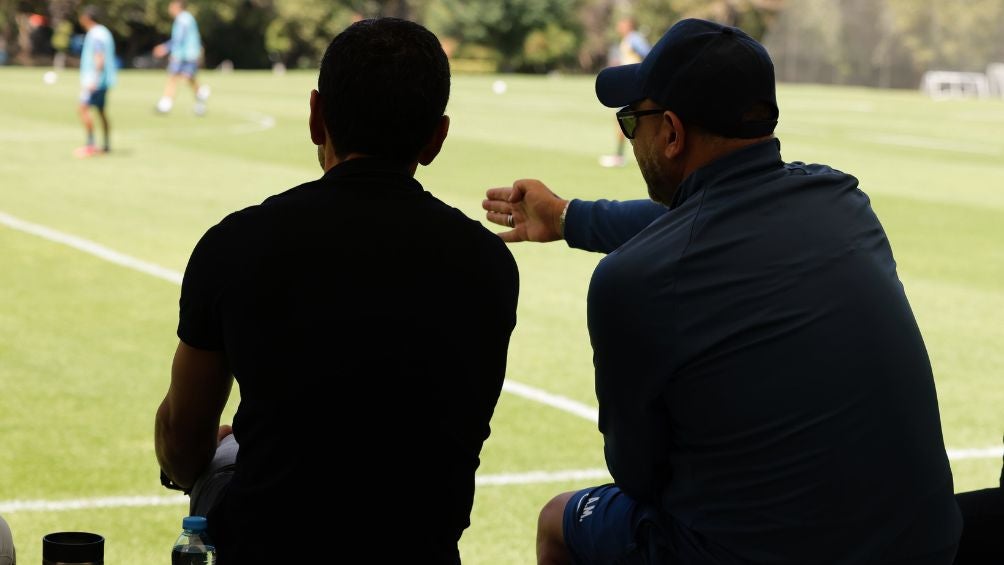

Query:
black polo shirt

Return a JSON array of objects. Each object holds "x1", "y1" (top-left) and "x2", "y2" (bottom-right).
[{"x1": 178, "y1": 157, "x2": 519, "y2": 563}]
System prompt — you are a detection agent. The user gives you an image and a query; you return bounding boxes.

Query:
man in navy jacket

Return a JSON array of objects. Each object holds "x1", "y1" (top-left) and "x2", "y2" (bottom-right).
[{"x1": 485, "y1": 18, "x2": 961, "y2": 565}]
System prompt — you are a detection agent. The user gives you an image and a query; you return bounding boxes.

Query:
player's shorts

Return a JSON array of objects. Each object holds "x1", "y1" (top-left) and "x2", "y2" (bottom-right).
[
  {"x1": 562, "y1": 483, "x2": 675, "y2": 564},
  {"x1": 79, "y1": 88, "x2": 107, "y2": 109},
  {"x1": 168, "y1": 59, "x2": 199, "y2": 77}
]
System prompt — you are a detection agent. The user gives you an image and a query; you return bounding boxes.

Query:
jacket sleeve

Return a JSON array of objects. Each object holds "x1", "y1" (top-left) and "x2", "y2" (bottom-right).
[{"x1": 564, "y1": 199, "x2": 666, "y2": 254}]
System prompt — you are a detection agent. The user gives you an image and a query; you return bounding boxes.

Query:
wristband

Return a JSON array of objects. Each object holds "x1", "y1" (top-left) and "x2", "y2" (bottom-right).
[{"x1": 160, "y1": 469, "x2": 191, "y2": 495}]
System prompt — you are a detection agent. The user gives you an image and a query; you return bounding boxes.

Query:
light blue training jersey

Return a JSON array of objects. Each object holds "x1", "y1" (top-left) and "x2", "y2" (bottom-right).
[
  {"x1": 80, "y1": 24, "x2": 116, "y2": 89},
  {"x1": 169, "y1": 10, "x2": 202, "y2": 62}
]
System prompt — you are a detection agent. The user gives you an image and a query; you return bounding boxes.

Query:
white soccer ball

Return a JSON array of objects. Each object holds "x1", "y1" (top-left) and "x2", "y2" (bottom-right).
[
  {"x1": 43, "y1": 71, "x2": 58, "y2": 85},
  {"x1": 492, "y1": 79, "x2": 507, "y2": 95}
]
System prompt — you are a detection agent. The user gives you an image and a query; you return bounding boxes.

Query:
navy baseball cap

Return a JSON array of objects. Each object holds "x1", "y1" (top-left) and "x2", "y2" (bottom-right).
[{"x1": 595, "y1": 18, "x2": 778, "y2": 138}]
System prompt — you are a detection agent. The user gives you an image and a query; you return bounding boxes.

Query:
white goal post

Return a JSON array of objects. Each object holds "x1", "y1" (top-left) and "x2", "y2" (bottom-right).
[
  {"x1": 986, "y1": 63, "x2": 1004, "y2": 98},
  {"x1": 920, "y1": 70, "x2": 991, "y2": 99}
]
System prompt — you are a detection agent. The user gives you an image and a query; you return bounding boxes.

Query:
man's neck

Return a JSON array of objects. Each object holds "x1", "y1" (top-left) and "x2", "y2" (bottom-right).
[
  {"x1": 681, "y1": 135, "x2": 774, "y2": 181},
  {"x1": 323, "y1": 151, "x2": 419, "y2": 176}
]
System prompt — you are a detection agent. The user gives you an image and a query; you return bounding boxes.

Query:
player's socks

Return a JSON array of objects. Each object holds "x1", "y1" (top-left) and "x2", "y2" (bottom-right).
[{"x1": 194, "y1": 85, "x2": 209, "y2": 116}]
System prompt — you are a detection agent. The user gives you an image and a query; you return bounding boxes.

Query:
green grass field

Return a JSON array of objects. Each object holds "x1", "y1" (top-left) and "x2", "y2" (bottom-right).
[{"x1": 1, "y1": 66, "x2": 1002, "y2": 563}]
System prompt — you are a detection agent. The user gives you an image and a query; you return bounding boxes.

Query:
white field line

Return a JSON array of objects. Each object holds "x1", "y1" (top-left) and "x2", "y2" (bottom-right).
[
  {"x1": 947, "y1": 447, "x2": 1004, "y2": 460},
  {"x1": 0, "y1": 211, "x2": 183, "y2": 285},
  {"x1": 476, "y1": 468, "x2": 610, "y2": 486},
  {"x1": 502, "y1": 380, "x2": 598, "y2": 423},
  {"x1": 0, "y1": 469, "x2": 613, "y2": 513},
  {"x1": 0, "y1": 494, "x2": 188, "y2": 513}
]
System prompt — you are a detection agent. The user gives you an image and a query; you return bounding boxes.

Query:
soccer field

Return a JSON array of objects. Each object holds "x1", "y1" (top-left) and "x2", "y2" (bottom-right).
[{"x1": 1, "y1": 66, "x2": 1002, "y2": 563}]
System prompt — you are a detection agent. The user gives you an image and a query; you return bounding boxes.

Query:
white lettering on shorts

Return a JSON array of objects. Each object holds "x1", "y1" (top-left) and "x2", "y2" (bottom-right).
[{"x1": 579, "y1": 496, "x2": 601, "y2": 522}]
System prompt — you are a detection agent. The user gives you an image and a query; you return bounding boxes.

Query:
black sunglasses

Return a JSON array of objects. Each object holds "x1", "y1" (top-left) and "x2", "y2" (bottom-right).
[{"x1": 615, "y1": 106, "x2": 665, "y2": 139}]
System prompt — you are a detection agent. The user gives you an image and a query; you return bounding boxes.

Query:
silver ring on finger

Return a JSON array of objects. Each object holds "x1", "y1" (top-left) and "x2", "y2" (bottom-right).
[{"x1": 507, "y1": 214, "x2": 514, "y2": 228}]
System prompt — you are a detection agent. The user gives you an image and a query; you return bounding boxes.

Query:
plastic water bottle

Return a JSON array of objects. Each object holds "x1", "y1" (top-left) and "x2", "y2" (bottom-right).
[{"x1": 172, "y1": 516, "x2": 216, "y2": 565}]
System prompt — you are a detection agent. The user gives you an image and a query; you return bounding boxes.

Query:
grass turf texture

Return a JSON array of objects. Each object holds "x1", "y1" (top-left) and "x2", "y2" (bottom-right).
[{"x1": 1, "y1": 67, "x2": 1002, "y2": 563}]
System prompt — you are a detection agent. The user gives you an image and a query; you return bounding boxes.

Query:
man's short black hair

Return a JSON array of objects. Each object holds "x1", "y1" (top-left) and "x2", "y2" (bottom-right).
[{"x1": 317, "y1": 18, "x2": 450, "y2": 163}]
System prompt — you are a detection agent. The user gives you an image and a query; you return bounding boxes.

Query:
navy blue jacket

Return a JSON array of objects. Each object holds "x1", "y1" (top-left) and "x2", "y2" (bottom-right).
[{"x1": 568, "y1": 140, "x2": 960, "y2": 563}]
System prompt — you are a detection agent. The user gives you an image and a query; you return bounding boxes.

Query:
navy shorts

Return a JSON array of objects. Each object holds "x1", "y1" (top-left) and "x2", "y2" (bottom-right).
[
  {"x1": 79, "y1": 88, "x2": 107, "y2": 109},
  {"x1": 168, "y1": 59, "x2": 199, "y2": 77},
  {"x1": 562, "y1": 484, "x2": 675, "y2": 565}
]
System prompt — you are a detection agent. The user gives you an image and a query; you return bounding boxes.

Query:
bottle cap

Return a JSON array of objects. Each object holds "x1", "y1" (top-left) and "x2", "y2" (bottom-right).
[{"x1": 182, "y1": 516, "x2": 209, "y2": 532}]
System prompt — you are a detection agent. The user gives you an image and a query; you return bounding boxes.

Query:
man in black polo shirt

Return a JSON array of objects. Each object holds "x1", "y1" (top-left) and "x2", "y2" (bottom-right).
[
  {"x1": 155, "y1": 18, "x2": 518, "y2": 564},
  {"x1": 485, "y1": 18, "x2": 960, "y2": 565}
]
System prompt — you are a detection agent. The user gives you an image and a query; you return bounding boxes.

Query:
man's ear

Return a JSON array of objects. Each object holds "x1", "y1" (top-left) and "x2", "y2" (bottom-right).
[
  {"x1": 662, "y1": 110, "x2": 686, "y2": 160},
  {"x1": 417, "y1": 115, "x2": 450, "y2": 166},
  {"x1": 309, "y1": 89, "x2": 327, "y2": 146}
]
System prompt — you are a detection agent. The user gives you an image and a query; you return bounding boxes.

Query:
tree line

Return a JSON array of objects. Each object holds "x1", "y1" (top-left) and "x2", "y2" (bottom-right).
[{"x1": 1, "y1": 0, "x2": 1002, "y2": 89}]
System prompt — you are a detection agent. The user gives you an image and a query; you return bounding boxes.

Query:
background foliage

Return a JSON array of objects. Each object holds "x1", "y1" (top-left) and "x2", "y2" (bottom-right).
[
  {"x1": 763, "y1": 0, "x2": 1004, "y2": 87},
  {"x1": 0, "y1": 1, "x2": 1002, "y2": 88}
]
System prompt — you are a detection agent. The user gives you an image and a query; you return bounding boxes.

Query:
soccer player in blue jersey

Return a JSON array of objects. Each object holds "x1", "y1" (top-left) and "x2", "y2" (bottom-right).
[
  {"x1": 154, "y1": 0, "x2": 209, "y2": 115},
  {"x1": 598, "y1": 17, "x2": 650, "y2": 168},
  {"x1": 75, "y1": 5, "x2": 116, "y2": 158}
]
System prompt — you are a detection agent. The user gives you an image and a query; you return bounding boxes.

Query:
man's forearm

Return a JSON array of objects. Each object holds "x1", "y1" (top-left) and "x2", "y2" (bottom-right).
[
  {"x1": 157, "y1": 341, "x2": 232, "y2": 488},
  {"x1": 155, "y1": 399, "x2": 217, "y2": 489}
]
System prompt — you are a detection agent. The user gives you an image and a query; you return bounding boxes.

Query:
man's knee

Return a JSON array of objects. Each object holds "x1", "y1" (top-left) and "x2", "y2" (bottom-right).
[
  {"x1": 537, "y1": 491, "x2": 576, "y2": 564},
  {"x1": 539, "y1": 492, "x2": 573, "y2": 531}
]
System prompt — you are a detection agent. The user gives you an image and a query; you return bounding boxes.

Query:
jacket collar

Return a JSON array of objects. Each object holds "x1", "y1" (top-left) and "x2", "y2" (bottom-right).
[{"x1": 670, "y1": 138, "x2": 783, "y2": 209}]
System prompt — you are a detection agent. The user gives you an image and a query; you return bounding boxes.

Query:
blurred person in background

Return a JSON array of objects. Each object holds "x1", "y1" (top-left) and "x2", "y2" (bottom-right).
[
  {"x1": 154, "y1": 0, "x2": 209, "y2": 116},
  {"x1": 28, "y1": 14, "x2": 54, "y2": 60},
  {"x1": 598, "y1": 16, "x2": 650, "y2": 168},
  {"x1": 74, "y1": 5, "x2": 115, "y2": 158}
]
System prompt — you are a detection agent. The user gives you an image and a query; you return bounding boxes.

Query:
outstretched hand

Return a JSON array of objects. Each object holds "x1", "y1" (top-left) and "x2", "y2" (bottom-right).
[{"x1": 483, "y1": 179, "x2": 568, "y2": 243}]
